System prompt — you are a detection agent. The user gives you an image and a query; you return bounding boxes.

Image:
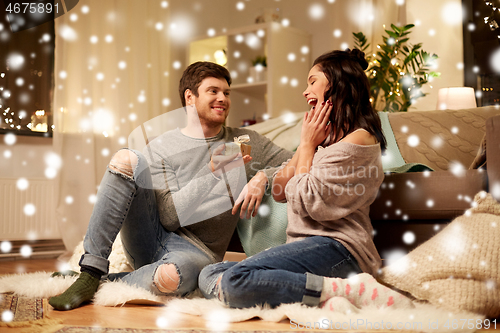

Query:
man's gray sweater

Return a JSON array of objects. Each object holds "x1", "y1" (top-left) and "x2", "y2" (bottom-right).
[{"x1": 144, "y1": 126, "x2": 293, "y2": 262}]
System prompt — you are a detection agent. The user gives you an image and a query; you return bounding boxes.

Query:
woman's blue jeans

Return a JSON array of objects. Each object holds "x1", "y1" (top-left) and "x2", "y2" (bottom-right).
[
  {"x1": 79, "y1": 149, "x2": 214, "y2": 296},
  {"x1": 198, "y1": 236, "x2": 362, "y2": 308}
]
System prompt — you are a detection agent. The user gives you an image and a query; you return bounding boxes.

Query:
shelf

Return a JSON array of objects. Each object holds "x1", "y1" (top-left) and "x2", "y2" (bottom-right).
[{"x1": 231, "y1": 81, "x2": 267, "y2": 97}]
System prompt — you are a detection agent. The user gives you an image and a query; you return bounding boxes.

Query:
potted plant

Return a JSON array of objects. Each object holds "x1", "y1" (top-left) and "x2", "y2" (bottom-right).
[
  {"x1": 353, "y1": 24, "x2": 440, "y2": 112},
  {"x1": 249, "y1": 55, "x2": 267, "y2": 82}
]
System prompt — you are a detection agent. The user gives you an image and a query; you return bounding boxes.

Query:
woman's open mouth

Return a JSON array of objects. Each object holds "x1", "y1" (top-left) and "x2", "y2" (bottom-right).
[{"x1": 307, "y1": 98, "x2": 318, "y2": 106}]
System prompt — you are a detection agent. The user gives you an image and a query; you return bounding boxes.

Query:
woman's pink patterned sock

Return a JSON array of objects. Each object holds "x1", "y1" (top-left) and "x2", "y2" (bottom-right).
[{"x1": 320, "y1": 273, "x2": 414, "y2": 309}]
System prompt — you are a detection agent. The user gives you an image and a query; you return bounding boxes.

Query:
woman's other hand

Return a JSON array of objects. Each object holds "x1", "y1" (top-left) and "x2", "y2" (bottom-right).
[{"x1": 300, "y1": 100, "x2": 332, "y2": 149}]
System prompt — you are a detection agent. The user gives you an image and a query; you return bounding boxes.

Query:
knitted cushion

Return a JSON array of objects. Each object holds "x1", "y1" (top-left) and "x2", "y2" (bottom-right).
[
  {"x1": 388, "y1": 106, "x2": 500, "y2": 171},
  {"x1": 379, "y1": 191, "x2": 500, "y2": 317},
  {"x1": 236, "y1": 193, "x2": 288, "y2": 257}
]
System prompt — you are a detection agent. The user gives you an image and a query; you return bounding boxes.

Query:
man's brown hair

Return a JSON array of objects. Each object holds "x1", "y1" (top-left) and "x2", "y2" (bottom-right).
[{"x1": 179, "y1": 61, "x2": 232, "y2": 107}]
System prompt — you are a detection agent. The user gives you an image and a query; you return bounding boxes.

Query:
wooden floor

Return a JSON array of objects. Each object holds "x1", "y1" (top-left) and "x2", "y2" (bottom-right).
[
  {"x1": 0, "y1": 254, "x2": 295, "y2": 332},
  {"x1": 1, "y1": 256, "x2": 499, "y2": 332}
]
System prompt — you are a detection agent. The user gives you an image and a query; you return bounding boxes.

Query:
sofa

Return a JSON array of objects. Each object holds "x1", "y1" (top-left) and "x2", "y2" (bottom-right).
[{"x1": 227, "y1": 105, "x2": 500, "y2": 260}]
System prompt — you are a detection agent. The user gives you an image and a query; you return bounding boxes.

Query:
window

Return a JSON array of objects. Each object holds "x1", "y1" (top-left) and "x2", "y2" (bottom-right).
[
  {"x1": 0, "y1": 2, "x2": 55, "y2": 136},
  {"x1": 462, "y1": 0, "x2": 500, "y2": 106}
]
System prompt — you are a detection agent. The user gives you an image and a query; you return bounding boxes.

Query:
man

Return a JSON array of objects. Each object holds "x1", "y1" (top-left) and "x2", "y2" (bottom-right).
[{"x1": 49, "y1": 61, "x2": 293, "y2": 310}]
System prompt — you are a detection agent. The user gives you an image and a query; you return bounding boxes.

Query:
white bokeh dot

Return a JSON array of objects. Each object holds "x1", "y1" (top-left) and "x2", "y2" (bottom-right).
[
  {"x1": 490, "y1": 48, "x2": 500, "y2": 74},
  {"x1": 2, "y1": 310, "x2": 14, "y2": 322},
  {"x1": 96, "y1": 72, "x2": 104, "y2": 81},
  {"x1": 15, "y1": 77, "x2": 24, "y2": 86},
  {"x1": 280, "y1": 76, "x2": 289, "y2": 84},
  {"x1": 236, "y1": 2, "x2": 245, "y2": 10},
  {"x1": 24, "y1": 204, "x2": 36, "y2": 216},
  {"x1": 8, "y1": 53, "x2": 25, "y2": 70},
  {"x1": 300, "y1": 46, "x2": 309, "y2": 54},
  {"x1": 258, "y1": 204, "x2": 270, "y2": 217},
  {"x1": 407, "y1": 134, "x2": 420, "y2": 147},
  {"x1": 4, "y1": 150, "x2": 12, "y2": 159},
  {"x1": 173, "y1": 61, "x2": 181, "y2": 70},
  {"x1": 290, "y1": 78, "x2": 299, "y2": 87},
  {"x1": 1, "y1": 241, "x2": 12, "y2": 253},
  {"x1": 333, "y1": 29, "x2": 342, "y2": 38},
  {"x1": 88, "y1": 194, "x2": 97, "y2": 204},
  {"x1": 161, "y1": 1, "x2": 168, "y2": 8},
  {"x1": 45, "y1": 167, "x2": 57, "y2": 179},
  {"x1": 105, "y1": 35, "x2": 113, "y2": 43},
  {"x1": 81, "y1": 5, "x2": 89, "y2": 14},
  {"x1": 235, "y1": 34, "x2": 244, "y2": 43},
  {"x1": 281, "y1": 18, "x2": 290, "y2": 27},
  {"x1": 138, "y1": 94, "x2": 146, "y2": 103},
  {"x1": 129, "y1": 113, "x2": 137, "y2": 121},
  {"x1": 441, "y1": 2, "x2": 463, "y2": 26},
  {"x1": 426, "y1": 199, "x2": 434, "y2": 207},
  {"x1": 451, "y1": 126, "x2": 459, "y2": 134},
  {"x1": 20, "y1": 244, "x2": 32, "y2": 257},
  {"x1": 287, "y1": 53, "x2": 296, "y2": 62},
  {"x1": 59, "y1": 71, "x2": 67, "y2": 79},
  {"x1": 70, "y1": 13, "x2": 78, "y2": 21},
  {"x1": 65, "y1": 196, "x2": 74, "y2": 204},
  {"x1": 90, "y1": 35, "x2": 98, "y2": 44},
  {"x1": 156, "y1": 317, "x2": 168, "y2": 328},
  {"x1": 118, "y1": 61, "x2": 127, "y2": 69},
  {"x1": 155, "y1": 22, "x2": 164, "y2": 31},
  {"x1": 403, "y1": 231, "x2": 416, "y2": 245},
  {"x1": 162, "y1": 98, "x2": 171, "y2": 107},
  {"x1": 207, "y1": 28, "x2": 215, "y2": 37},
  {"x1": 16, "y1": 178, "x2": 29, "y2": 190},
  {"x1": 309, "y1": 3, "x2": 325, "y2": 20},
  {"x1": 4, "y1": 133, "x2": 16, "y2": 145},
  {"x1": 340, "y1": 42, "x2": 349, "y2": 50}
]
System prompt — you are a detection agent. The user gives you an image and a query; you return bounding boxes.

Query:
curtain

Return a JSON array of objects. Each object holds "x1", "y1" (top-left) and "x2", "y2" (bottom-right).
[{"x1": 53, "y1": 0, "x2": 171, "y2": 252}]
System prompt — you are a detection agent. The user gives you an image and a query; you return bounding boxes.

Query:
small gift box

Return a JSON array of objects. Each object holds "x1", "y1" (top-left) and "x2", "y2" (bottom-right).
[{"x1": 225, "y1": 134, "x2": 251, "y2": 156}]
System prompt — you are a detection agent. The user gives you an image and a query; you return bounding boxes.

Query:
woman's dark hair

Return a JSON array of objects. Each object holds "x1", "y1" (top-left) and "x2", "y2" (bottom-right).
[
  {"x1": 313, "y1": 49, "x2": 386, "y2": 151},
  {"x1": 179, "y1": 61, "x2": 232, "y2": 107}
]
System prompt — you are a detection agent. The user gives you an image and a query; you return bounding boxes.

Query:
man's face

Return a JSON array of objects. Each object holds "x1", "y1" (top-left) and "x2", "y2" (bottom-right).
[{"x1": 186, "y1": 77, "x2": 231, "y2": 128}]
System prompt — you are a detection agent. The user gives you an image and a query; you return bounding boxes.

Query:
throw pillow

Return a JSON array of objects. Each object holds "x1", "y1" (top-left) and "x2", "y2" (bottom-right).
[
  {"x1": 236, "y1": 193, "x2": 288, "y2": 257},
  {"x1": 379, "y1": 191, "x2": 500, "y2": 317}
]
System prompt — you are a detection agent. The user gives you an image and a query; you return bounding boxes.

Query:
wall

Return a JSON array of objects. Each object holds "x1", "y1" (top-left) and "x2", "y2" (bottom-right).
[
  {"x1": 0, "y1": 0, "x2": 465, "y2": 241},
  {"x1": 406, "y1": 0, "x2": 465, "y2": 111},
  {"x1": 165, "y1": 0, "x2": 464, "y2": 112}
]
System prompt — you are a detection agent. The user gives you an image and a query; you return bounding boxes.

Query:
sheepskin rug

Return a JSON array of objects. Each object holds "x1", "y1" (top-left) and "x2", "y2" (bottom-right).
[
  {"x1": 0, "y1": 235, "x2": 484, "y2": 332},
  {"x1": 0, "y1": 271, "x2": 483, "y2": 333}
]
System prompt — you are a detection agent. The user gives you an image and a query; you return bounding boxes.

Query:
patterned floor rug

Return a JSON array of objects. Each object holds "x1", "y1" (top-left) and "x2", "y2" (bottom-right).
[
  {"x1": 0, "y1": 292, "x2": 62, "y2": 330},
  {"x1": 0, "y1": 292, "x2": 45, "y2": 322}
]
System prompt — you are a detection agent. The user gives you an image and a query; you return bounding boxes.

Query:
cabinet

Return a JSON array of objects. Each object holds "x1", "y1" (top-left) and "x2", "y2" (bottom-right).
[{"x1": 188, "y1": 22, "x2": 311, "y2": 128}]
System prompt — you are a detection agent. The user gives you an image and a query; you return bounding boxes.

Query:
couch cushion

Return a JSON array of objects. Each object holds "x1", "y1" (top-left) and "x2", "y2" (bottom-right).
[
  {"x1": 487, "y1": 114, "x2": 500, "y2": 202},
  {"x1": 370, "y1": 170, "x2": 487, "y2": 221},
  {"x1": 236, "y1": 193, "x2": 288, "y2": 256},
  {"x1": 388, "y1": 106, "x2": 500, "y2": 171}
]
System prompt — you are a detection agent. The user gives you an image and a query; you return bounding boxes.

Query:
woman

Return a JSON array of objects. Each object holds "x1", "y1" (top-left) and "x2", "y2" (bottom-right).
[{"x1": 198, "y1": 49, "x2": 412, "y2": 310}]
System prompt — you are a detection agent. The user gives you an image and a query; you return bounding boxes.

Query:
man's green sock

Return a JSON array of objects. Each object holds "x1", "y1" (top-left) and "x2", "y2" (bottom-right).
[{"x1": 49, "y1": 271, "x2": 100, "y2": 310}]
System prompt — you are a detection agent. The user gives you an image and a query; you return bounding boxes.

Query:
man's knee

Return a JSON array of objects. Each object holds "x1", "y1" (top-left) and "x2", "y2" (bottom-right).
[
  {"x1": 109, "y1": 149, "x2": 138, "y2": 178},
  {"x1": 154, "y1": 264, "x2": 180, "y2": 293}
]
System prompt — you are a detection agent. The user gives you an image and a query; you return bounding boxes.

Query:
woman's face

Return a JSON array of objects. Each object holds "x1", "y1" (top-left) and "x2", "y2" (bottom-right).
[{"x1": 303, "y1": 64, "x2": 329, "y2": 108}]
